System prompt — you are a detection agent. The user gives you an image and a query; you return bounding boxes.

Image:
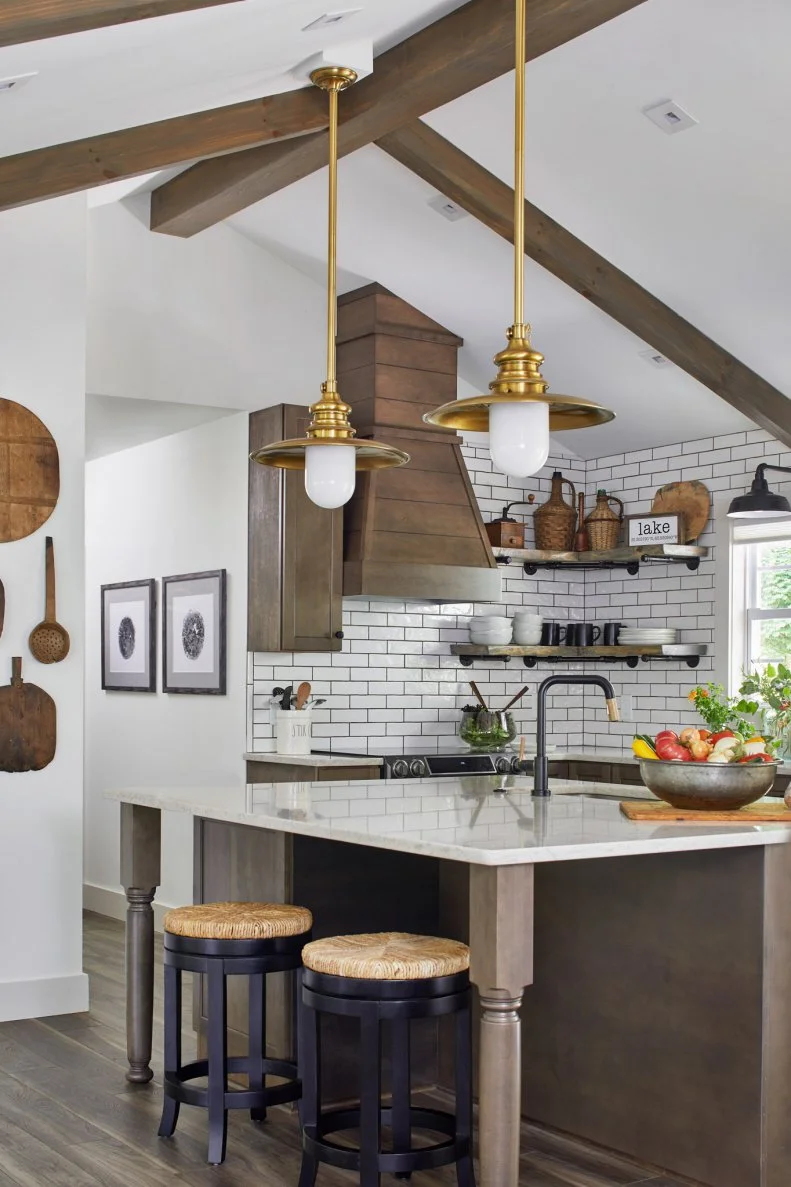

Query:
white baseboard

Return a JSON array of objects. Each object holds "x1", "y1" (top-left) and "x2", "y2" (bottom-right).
[
  {"x1": 83, "y1": 882, "x2": 174, "y2": 932},
  {"x1": 0, "y1": 972, "x2": 89, "y2": 1023}
]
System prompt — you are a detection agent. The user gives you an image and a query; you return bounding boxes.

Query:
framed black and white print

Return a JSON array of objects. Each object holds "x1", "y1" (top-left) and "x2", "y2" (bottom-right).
[
  {"x1": 101, "y1": 579, "x2": 157, "y2": 692},
  {"x1": 162, "y1": 570, "x2": 227, "y2": 695}
]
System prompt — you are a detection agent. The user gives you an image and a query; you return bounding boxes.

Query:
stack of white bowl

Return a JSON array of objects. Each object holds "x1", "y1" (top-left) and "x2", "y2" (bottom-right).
[
  {"x1": 469, "y1": 614, "x2": 512, "y2": 645},
  {"x1": 512, "y1": 610, "x2": 542, "y2": 645}
]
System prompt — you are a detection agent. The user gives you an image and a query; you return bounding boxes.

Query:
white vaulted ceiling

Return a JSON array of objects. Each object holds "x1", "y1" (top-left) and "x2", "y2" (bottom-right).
[{"x1": 6, "y1": 0, "x2": 790, "y2": 456}]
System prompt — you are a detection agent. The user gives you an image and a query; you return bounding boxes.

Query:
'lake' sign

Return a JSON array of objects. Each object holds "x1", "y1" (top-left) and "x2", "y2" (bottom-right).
[{"x1": 625, "y1": 513, "x2": 684, "y2": 547}]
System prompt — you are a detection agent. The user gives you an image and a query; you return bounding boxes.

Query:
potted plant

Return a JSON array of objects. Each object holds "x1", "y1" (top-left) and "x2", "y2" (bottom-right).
[{"x1": 736, "y1": 664, "x2": 791, "y2": 758}]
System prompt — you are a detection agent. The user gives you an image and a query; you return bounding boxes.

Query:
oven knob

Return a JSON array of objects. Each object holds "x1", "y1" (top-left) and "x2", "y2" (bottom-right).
[
  {"x1": 410, "y1": 759, "x2": 428, "y2": 778},
  {"x1": 511, "y1": 756, "x2": 522, "y2": 773},
  {"x1": 495, "y1": 756, "x2": 511, "y2": 774},
  {"x1": 391, "y1": 759, "x2": 410, "y2": 779}
]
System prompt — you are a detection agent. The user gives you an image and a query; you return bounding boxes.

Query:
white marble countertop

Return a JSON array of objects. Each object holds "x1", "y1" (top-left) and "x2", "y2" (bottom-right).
[
  {"x1": 107, "y1": 776, "x2": 791, "y2": 868},
  {"x1": 244, "y1": 752, "x2": 384, "y2": 768}
]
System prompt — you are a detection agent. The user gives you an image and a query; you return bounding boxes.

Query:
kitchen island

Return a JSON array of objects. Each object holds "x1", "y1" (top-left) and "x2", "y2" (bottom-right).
[{"x1": 109, "y1": 776, "x2": 791, "y2": 1187}]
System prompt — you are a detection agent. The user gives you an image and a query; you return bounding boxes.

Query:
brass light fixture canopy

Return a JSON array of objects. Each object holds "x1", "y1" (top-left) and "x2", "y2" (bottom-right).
[
  {"x1": 423, "y1": 0, "x2": 614, "y2": 437},
  {"x1": 252, "y1": 66, "x2": 409, "y2": 475}
]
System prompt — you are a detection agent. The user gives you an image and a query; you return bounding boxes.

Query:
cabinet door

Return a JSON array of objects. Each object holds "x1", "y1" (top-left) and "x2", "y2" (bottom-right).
[{"x1": 248, "y1": 406, "x2": 343, "y2": 652}]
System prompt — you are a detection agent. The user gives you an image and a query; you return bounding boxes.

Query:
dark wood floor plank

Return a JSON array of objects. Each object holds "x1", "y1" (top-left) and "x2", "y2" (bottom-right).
[{"x1": 0, "y1": 914, "x2": 684, "y2": 1187}]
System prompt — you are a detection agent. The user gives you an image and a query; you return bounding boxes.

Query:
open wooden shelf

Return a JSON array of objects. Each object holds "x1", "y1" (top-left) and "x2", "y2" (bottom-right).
[
  {"x1": 451, "y1": 643, "x2": 708, "y2": 669},
  {"x1": 492, "y1": 543, "x2": 708, "y2": 575}
]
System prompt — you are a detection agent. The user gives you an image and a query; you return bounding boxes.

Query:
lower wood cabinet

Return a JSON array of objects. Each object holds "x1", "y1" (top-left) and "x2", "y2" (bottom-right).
[{"x1": 248, "y1": 405, "x2": 343, "y2": 653}]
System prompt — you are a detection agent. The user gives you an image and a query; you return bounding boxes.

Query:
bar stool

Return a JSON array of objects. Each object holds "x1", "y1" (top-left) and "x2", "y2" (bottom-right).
[
  {"x1": 158, "y1": 900, "x2": 312, "y2": 1165},
  {"x1": 298, "y1": 931, "x2": 475, "y2": 1187}
]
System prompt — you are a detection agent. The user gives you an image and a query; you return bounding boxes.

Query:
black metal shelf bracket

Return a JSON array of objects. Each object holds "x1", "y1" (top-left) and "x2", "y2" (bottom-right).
[
  {"x1": 458, "y1": 655, "x2": 511, "y2": 668},
  {"x1": 522, "y1": 556, "x2": 699, "y2": 576}
]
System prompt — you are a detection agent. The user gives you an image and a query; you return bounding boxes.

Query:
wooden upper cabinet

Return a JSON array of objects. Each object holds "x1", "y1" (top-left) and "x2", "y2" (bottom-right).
[{"x1": 248, "y1": 405, "x2": 343, "y2": 653}]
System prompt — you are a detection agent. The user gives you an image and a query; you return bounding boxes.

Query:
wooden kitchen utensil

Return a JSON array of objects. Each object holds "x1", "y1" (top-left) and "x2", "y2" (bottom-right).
[
  {"x1": 651, "y1": 480, "x2": 711, "y2": 542},
  {"x1": 0, "y1": 658, "x2": 56, "y2": 772},
  {"x1": 295, "y1": 681, "x2": 312, "y2": 710},
  {"x1": 534, "y1": 471, "x2": 577, "y2": 551},
  {"x1": 29, "y1": 537, "x2": 70, "y2": 664},
  {"x1": 469, "y1": 682, "x2": 489, "y2": 712},
  {"x1": 503, "y1": 686, "x2": 529, "y2": 712},
  {"x1": 0, "y1": 398, "x2": 60, "y2": 543}
]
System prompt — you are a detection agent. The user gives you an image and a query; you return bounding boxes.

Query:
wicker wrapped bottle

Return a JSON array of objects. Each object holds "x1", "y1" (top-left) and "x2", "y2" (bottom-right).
[
  {"x1": 585, "y1": 489, "x2": 624, "y2": 551},
  {"x1": 534, "y1": 471, "x2": 577, "y2": 551}
]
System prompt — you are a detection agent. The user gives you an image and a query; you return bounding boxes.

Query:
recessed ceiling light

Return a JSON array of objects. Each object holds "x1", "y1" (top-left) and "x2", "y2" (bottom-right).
[
  {"x1": 642, "y1": 99, "x2": 698, "y2": 135},
  {"x1": 0, "y1": 72, "x2": 37, "y2": 94},
  {"x1": 428, "y1": 194, "x2": 468, "y2": 222},
  {"x1": 302, "y1": 9, "x2": 363, "y2": 32},
  {"x1": 639, "y1": 349, "x2": 672, "y2": 369}
]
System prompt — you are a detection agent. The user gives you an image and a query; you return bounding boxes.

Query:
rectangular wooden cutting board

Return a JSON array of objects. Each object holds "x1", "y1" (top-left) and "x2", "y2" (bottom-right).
[{"x1": 620, "y1": 799, "x2": 791, "y2": 823}]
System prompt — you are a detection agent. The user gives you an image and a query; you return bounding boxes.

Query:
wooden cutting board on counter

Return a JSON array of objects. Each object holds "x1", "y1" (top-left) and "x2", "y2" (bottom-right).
[{"x1": 620, "y1": 800, "x2": 791, "y2": 823}]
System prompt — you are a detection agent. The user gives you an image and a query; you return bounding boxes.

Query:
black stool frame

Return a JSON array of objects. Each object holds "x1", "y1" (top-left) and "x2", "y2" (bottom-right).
[
  {"x1": 299, "y1": 967, "x2": 475, "y2": 1187},
  {"x1": 159, "y1": 929, "x2": 310, "y2": 1165}
]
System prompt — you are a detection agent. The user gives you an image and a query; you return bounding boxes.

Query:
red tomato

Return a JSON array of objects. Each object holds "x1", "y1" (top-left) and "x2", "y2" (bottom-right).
[
  {"x1": 656, "y1": 739, "x2": 692, "y2": 762},
  {"x1": 709, "y1": 730, "x2": 735, "y2": 745},
  {"x1": 698, "y1": 729, "x2": 712, "y2": 741},
  {"x1": 737, "y1": 753, "x2": 774, "y2": 763}
]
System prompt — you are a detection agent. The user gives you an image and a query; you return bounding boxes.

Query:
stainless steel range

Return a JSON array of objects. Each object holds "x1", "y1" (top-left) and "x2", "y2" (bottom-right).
[{"x1": 313, "y1": 741, "x2": 525, "y2": 780}]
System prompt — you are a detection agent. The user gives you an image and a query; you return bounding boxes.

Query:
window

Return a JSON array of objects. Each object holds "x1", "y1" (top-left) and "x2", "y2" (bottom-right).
[{"x1": 731, "y1": 519, "x2": 791, "y2": 687}]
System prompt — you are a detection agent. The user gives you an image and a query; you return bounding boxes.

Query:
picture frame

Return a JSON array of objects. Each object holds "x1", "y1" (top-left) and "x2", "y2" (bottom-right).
[
  {"x1": 101, "y1": 579, "x2": 157, "y2": 693},
  {"x1": 162, "y1": 569, "x2": 227, "y2": 695},
  {"x1": 625, "y1": 513, "x2": 685, "y2": 547}
]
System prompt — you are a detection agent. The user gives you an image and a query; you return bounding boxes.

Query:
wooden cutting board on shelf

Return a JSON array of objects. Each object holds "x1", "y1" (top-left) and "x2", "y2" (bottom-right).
[
  {"x1": 620, "y1": 799, "x2": 791, "y2": 823},
  {"x1": 651, "y1": 480, "x2": 710, "y2": 542},
  {"x1": 0, "y1": 397, "x2": 60, "y2": 543},
  {"x1": 0, "y1": 658, "x2": 56, "y2": 772}
]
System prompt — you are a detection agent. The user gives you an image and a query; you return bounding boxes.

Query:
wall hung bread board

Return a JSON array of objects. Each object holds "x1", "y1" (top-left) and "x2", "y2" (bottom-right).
[
  {"x1": 0, "y1": 398, "x2": 60, "y2": 542},
  {"x1": 651, "y1": 481, "x2": 711, "y2": 542},
  {"x1": 0, "y1": 658, "x2": 56, "y2": 772}
]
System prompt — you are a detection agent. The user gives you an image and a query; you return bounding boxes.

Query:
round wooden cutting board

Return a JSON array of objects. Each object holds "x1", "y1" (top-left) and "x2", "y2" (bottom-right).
[
  {"x1": 0, "y1": 398, "x2": 60, "y2": 543},
  {"x1": 651, "y1": 480, "x2": 711, "y2": 542}
]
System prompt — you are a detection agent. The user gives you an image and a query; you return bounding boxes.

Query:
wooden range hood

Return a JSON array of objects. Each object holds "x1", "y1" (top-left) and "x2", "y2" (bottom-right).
[{"x1": 339, "y1": 284, "x2": 502, "y2": 603}]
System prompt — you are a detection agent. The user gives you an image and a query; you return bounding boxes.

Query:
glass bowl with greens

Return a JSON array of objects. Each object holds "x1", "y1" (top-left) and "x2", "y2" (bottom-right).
[{"x1": 459, "y1": 706, "x2": 517, "y2": 751}]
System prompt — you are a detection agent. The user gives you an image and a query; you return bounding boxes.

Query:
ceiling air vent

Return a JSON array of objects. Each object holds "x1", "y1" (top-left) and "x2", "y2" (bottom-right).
[
  {"x1": 0, "y1": 73, "x2": 37, "y2": 94},
  {"x1": 302, "y1": 9, "x2": 362, "y2": 31},
  {"x1": 639, "y1": 349, "x2": 673, "y2": 369},
  {"x1": 428, "y1": 194, "x2": 468, "y2": 222},
  {"x1": 642, "y1": 99, "x2": 698, "y2": 135}
]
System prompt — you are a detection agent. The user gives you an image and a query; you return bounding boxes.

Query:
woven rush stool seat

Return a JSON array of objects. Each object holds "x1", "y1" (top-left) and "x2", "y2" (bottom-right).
[
  {"x1": 164, "y1": 901, "x2": 313, "y2": 941},
  {"x1": 302, "y1": 931, "x2": 470, "y2": 981},
  {"x1": 158, "y1": 901, "x2": 312, "y2": 1166},
  {"x1": 298, "y1": 932, "x2": 475, "y2": 1187}
]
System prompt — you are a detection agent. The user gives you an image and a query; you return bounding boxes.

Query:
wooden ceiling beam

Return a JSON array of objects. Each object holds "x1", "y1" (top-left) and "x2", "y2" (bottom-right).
[
  {"x1": 149, "y1": 0, "x2": 648, "y2": 237},
  {"x1": 0, "y1": 89, "x2": 327, "y2": 214},
  {"x1": 378, "y1": 120, "x2": 791, "y2": 448},
  {"x1": 0, "y1": 0, "x2": 240, "y2": 47}
]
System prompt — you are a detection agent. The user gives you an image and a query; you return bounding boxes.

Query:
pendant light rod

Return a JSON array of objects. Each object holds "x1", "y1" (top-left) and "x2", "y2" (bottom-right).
[{"x1": 513, "y1": 0, "x2": 526, "y2": 333}]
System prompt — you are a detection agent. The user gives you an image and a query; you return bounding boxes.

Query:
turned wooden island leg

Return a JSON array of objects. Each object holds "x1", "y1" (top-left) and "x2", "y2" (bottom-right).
[
  {"x1": 469, "y1": 864, "x2": 535, "y2": 1187},
  {"x1": 120, "y1": 803, "x2": 162, "y2": 1084}
]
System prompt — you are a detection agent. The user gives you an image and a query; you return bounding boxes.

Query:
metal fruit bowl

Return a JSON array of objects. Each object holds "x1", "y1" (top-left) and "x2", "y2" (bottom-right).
[{"x1": 638, "y1": 759, "x2": 778, "y2": 810}]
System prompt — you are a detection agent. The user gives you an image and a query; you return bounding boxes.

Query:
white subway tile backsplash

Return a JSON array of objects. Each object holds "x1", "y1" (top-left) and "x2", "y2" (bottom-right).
[{"x1": 248, "y1": 432, "x2": 780, "y2": 758}]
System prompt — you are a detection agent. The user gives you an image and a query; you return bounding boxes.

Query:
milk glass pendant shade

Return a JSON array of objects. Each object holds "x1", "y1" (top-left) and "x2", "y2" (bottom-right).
[
  {"x1": 250, "y1": 67, "x2": 408, "y2": 505},
  {"x1": 489, "y1": 400, "x2": 550, "y2": 478},
  {"x1": 305, "y1": 443, "x2": 356, "y2": 509},
  {"x1": 422, "y1": 0, "x2": 614, "y2": 476}
]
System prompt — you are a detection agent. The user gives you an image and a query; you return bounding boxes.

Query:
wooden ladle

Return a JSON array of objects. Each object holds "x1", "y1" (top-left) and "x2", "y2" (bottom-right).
[{"x1": 29, "y1": 537, "x2": 70, "y2": 664}]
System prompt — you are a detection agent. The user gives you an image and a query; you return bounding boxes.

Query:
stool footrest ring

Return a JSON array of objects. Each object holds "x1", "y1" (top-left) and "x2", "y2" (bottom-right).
[
  {"x1": 303, "y1": 1105, "x2": 466, "y2": 1174},
  {"x1": 164, "y1": 1058, "x2": 300, "y2": 1111}
]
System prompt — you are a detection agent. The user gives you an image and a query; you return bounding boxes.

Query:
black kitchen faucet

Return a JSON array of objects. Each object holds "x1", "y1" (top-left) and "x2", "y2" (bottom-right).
[{"x1": 534, "y1": 674, "x2": 620, "y2": 797}]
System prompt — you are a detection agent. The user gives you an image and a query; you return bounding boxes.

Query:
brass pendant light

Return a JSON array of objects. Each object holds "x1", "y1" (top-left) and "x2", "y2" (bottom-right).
[
  {"x1": 423, "y1": 0, "x2": 614, "y2": 476},
  {"x1": 251, "y1": 66, "x2": 409, "y2": 508}
]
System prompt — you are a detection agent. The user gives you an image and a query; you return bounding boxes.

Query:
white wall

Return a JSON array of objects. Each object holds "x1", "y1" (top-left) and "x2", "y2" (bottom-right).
[
  {"x1": 0, "y1": 196, "x2": 88, "y2": 1021},
  {"x1": 86, "y1": 197, "x2": 326, "y2": 412},
  {"x1": 84, "y1": 413, "x2": 249, "y2": 917}
]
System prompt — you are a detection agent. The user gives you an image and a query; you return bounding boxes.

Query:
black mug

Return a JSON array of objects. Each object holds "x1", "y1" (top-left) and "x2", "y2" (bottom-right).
[
  {"x1": 567, "y1": 623, "x2": 601, "y2": 647},
  {"x1": 540, "y1": 621, "x2": 566, "y2": 646},
  {"x1": 603, "y1": 622, "x2": 622, "y2": 645}
]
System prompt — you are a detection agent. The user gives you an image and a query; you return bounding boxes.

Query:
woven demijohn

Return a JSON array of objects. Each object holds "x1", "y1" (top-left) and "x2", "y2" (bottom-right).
[
  {"x1": 163, "y1": 901, "x2": 313, "y2": 941},
  {"x1": 533, "y1": 471, "x2": 577, "y2": 551},
  {"x1": 302, "y1": 932, "x2": 470, "y2": 981},
  {"x1": 585, "y1": 489, "x2": 624, "y2": 551}
]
